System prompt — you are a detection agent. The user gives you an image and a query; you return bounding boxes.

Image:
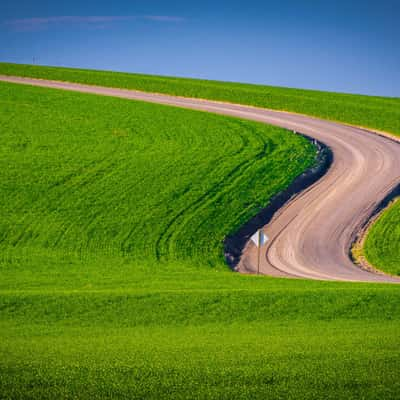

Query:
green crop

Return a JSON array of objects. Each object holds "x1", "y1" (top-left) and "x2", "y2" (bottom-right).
[
  {"x1": 364, "y1": 199, "x2": 400, "y2": 275},
  {"x1": 0, "y1": 81, "x2": 314, "y2": 267},
  {"x1": 1, "y1": 62, "x2": 400, "y2": 136},
  {"x1": 1, "y1": 77, "x2": 400, "y2": 399}
]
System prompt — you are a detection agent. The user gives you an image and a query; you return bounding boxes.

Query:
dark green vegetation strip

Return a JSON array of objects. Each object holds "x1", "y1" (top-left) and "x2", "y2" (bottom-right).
[
  {"x1": 364, "y1": 199, "x2": 400, "y2": 276},
  {"x1": 1, "y1": 62, "x2": 400, "y2": 136},
  {"x1": 1, "y1": 82, "x2": 400, "y2": 399}
]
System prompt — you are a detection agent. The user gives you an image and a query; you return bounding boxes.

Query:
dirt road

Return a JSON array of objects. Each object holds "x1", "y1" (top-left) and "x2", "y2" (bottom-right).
[{"x1": 1, "y1": 75, "x2": 399, "y2": 283}]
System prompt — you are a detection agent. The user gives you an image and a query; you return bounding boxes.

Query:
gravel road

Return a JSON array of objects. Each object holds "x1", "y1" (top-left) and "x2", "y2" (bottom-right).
[{"x1": 1, "y1": 75, "x2": 399, "y2": 282}]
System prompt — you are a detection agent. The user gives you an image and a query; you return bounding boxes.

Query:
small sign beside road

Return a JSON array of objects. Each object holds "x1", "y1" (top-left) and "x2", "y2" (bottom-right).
[
  {"x1": 250, "y1": 229, "x2": 269, "y2": 275},
  {"x1": 251, "y1": 230, "x2": 269, "y2": 247}
]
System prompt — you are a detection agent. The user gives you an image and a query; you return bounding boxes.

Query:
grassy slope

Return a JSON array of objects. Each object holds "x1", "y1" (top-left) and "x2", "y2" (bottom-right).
[
  {"x1": 0, "y1": 62, "x2": 400, "y2": 137},
  {"x1": 0, "y1": 81, "x2": 314, "y2": 266},
  {"x1": 364, "y1": 199, "x2": 400, "y2": 276},
  {"x1": 1, "y1": 76, "x2": 400, "y2": 399},
  {"x1": 3, "y1": 62, "x2": 397, "y2": 287}
]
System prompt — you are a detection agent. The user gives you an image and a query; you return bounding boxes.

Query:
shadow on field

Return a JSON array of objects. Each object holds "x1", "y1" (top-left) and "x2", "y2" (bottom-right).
[{"x1": 224, "y1": 133, "x2": 333, "y2": 269}]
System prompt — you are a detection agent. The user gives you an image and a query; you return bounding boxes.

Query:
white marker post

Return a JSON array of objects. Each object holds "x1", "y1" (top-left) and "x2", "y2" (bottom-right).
[{"x1": 250, "y1": 229, "x2": 269, "y2": 274}]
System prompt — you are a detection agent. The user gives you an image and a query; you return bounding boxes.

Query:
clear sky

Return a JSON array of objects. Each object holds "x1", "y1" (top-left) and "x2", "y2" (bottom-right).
[{"x1": 1, "y1": 0, "x2": 399, "y2": 97}]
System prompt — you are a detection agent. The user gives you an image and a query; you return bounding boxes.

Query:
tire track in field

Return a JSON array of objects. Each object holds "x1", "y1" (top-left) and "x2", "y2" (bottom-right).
[
  {"x1": 4, "y1": 155, "x2": 118, "y2": 251},
  {"x1": 153, "y1": 127, "x2": 266, "y2": 261}
]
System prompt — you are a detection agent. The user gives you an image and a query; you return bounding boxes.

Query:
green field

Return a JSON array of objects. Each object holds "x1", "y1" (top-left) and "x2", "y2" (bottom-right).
[
  {"x1": 1, "y1": 62, "x2": 400, "y2": 136},
  {"x1": 0, "y1": 81, "x2": 314, "y2": 267},
  {"x1": 1, "y1": 74, "x2": 400, "y2": 399},
  {"x1": 364, "y1": 199, "x2": 400, "y2": 276}
]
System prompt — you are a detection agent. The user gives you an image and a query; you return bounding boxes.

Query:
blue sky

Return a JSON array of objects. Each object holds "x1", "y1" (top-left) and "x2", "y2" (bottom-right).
[{"x1": 1, "y1": 0, "x2": 399, "y2": 97}]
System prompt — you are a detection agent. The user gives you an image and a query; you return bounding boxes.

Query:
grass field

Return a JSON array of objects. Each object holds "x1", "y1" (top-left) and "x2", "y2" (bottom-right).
[
  {"x1": 1, "y1": 62, "x2": 400, "y2": 137},
  {"x1": 0, "y1": 81, "x2": 314, "y2": 267},
  {"x1": 364, "y1": 199, "x2": 400, "y2": 276},
  {"x1": 2, "y1": 282, "x2": 400, "y2": 399},
  {"x1": 1, "y1": 75, "x2": 400, "y2": 399}
]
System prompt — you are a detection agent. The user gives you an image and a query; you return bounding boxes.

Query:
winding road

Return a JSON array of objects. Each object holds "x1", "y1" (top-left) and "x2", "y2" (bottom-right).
[{"x1": 1, "y1": 75, "x2": 399, "y2": 283}]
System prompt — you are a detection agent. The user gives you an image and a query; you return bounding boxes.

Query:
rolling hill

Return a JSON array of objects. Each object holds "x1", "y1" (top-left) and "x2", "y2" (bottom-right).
[
  {"x1": 1, "y1": 62, "x2": 399, "y2": 137},
  {"x1": 1, "y1": 67, "x2": 399, "y2": 399}
]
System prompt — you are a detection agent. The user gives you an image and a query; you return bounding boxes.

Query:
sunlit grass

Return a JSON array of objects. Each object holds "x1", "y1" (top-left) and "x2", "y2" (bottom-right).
[
  {"x1": 364, "y1": 199, "x2": 400, "y2": 275},
  {"x1": 1, "y1": 76, "x2": 399, "y2": 399},
  {"x1": 1, "y1": 62, "x2": 399, "y2": 136}
]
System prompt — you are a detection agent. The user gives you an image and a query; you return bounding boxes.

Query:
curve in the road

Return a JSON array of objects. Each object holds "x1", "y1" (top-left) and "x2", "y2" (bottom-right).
[{"x1": 1, "y1": 75, "x2": 399, "y2": 283}]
